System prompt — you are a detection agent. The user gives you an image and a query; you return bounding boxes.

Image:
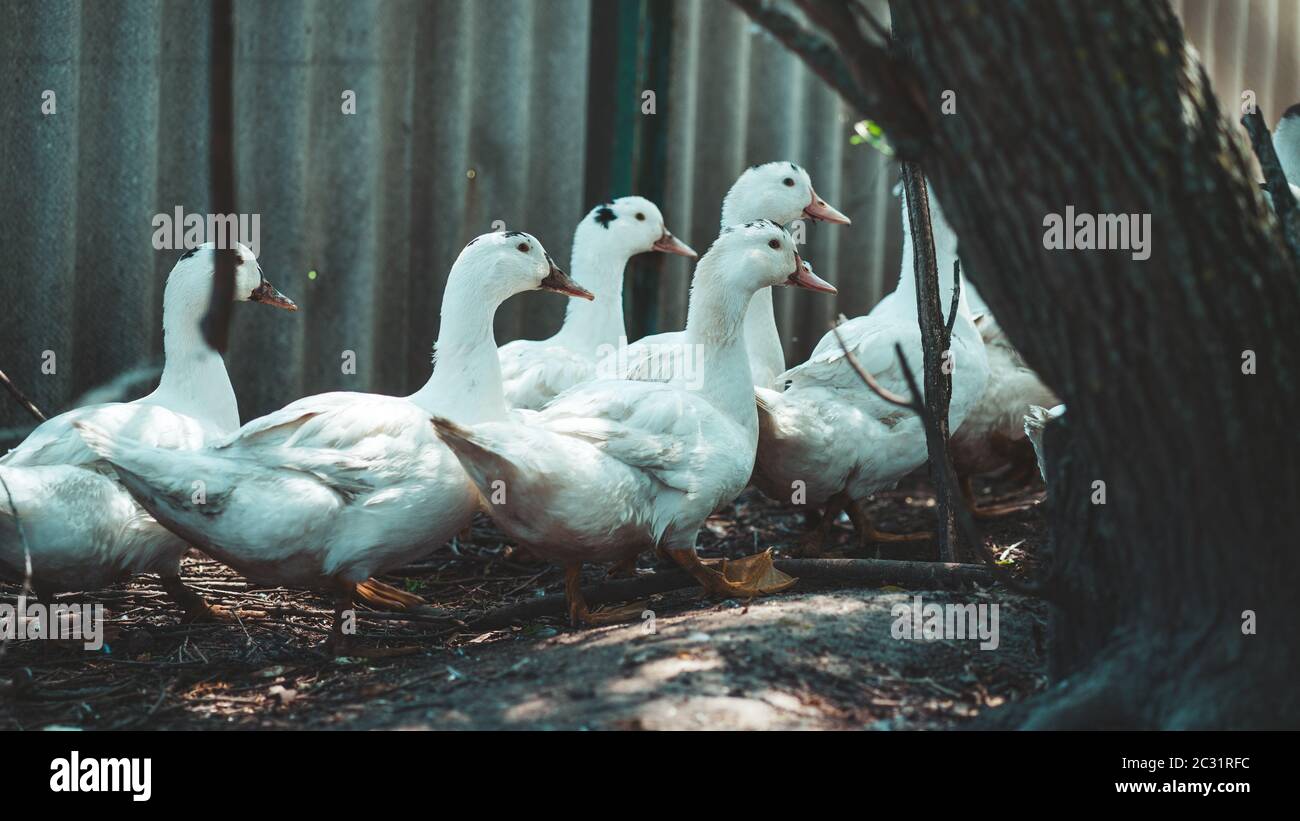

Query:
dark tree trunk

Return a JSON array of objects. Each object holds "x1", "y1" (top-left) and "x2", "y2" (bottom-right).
[
  {"x1": 895, "y1": 0, "x2": 1300, "y2": 729},
  {"x1": 740, "y1": 0, "x2": 1300, "y2": 727}
]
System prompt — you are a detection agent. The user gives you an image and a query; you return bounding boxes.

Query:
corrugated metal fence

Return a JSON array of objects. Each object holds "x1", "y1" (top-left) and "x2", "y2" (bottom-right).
[{"x1": 1, "y1": 0, "x2": 1295, "y2": 433}]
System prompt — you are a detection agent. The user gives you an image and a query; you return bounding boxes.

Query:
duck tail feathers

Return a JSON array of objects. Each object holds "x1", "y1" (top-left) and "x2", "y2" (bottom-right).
[
  {"x1": 430, "y1": 416, "x2": 523, "y2": 496},
  {"x1": 72, "y1": 420, "x2": 126, "y2": 464}
]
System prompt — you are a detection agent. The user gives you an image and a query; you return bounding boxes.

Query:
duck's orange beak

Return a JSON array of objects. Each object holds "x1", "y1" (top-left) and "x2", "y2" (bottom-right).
[
  {"x1": 803, "y1": 188, "x2": 851, "y2": 225},
  {"x1": 652, "y1": 231, "x2": 698, "y2": 258},
  {"x1": 785, "y1": 253, "x2": 836, "y2": 293}
]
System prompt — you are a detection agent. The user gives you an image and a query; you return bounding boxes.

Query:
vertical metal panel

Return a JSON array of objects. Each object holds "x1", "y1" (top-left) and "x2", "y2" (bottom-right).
[
  {"x1": 298, "y1": 0, "x2": 381, "y2": 397},
  {"x1": 0, "y1": 0, "x2": 81, "y2": 422},
  {"x1": 655, "y1": 0, "x2": 896, "y2": 368},
  {"x1": 1177, "y1": 0, "x2": 1300, "y2": 124},
  {"x1": 407, "y1": 0, "x2": 472, "y2": 388},
  {"x1": 71, "y1": 1, "x2": 163, "y2": 400},
  {"x1": 518, "y1": 0, "x2": 593, "y2": 339},
  {"x1": 2, "y1": 0, "x2": 1297, "y2": 435},
  {"x1": 368, "y1": 0, "x2": 420, "y2": 395},
  {"x1": 228, "y1": 0, "x2": 311, "y2": 414}
]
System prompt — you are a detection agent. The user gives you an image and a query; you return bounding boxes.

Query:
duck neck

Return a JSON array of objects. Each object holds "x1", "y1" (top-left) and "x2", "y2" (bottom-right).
[
  {"x1": 720, "y1": 200, "x2": 788, "y2": 387},
  {"x1": 741, "y1": 288, "x2": 785, "y2": 387},
  {"x1": 554, "y1": 233, "x2": 630, "y2": 355},
  {"x1": 683, "y1": 273, "x2": 758, "y2": 430},
  {"x1": 893, "y1": 197, "x2": 971, "y2": 321},
  {"x1": 148, "y1": 278, "x2": 240, "y2": 432},
  {"x1": 409, "y1": 278, "x2": 510, "y2": 423}
]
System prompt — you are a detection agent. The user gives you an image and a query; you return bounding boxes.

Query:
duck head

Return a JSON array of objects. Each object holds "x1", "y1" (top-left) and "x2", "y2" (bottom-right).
[
  {"x1": 722, "y1": 162, "x2": 851, "y2": 227},
  {"x1": 457, "y1": 231, "x2": 594, "y2": 302},
  {"x1": 579, "y1": 196, "x2": 697, "y2": 259},
  {"x1": 705, "y1": 220, "x2": 837, "y2": 296},
  {"x1": 167, "y1": 242, "x2": 297, "y2": 314}
]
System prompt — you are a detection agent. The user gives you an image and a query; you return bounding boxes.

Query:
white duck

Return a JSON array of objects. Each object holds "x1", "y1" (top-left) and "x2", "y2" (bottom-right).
[
  {"x1": 878, "y1": 199, "x2": 1060, "y2": 517},
  {"x1": 621, "y1": 162, "x2": 849, "y2": 389},
  {"x1": 498, "y1": 196, "x2": 696, "y2": 410},
  {"x1": 1265, "y1": 104, "x2": 1300, "y2": 207},
  {"x1": 946, "y1": 286, "x2": 1060, "y2": 515},
  {"x1": 1024, "y1": 403, "x2": 1067, "y2": 483},
  {"x1": 1273, "y1": 104, "x2": 1300, "y2": 185},
  {"x1": 76, "y1": 233, "x2": 591, "y2": 651},
  {"x1": 752, "y1": 192, "x2": 989, "y2": 555},
  {"x1": 433, "y1": 221, "x2": 837, "y2": 625},
  {"x1": 0, "y1": 243, "x2": 296, "y2": 615}
]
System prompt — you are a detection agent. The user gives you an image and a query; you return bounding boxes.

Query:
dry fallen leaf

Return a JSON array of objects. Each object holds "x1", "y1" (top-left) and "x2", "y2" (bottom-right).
[{"x1": 268, "y1": 685, "x2": 297, "y2": 705}]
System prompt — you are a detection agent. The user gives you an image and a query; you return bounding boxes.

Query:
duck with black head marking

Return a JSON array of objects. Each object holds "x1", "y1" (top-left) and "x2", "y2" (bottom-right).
[{"x1": 497, "y1": 197, "x2": 695, "y2": 410}]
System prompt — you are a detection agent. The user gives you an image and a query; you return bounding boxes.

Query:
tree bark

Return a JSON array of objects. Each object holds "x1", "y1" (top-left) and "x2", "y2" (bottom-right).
[
  {"x1": 897, "y1": 0, "x2": 1299, "y2": 729},
  {"x1": 740, "y1": 0, "x2": 1300, "y2": 728}
]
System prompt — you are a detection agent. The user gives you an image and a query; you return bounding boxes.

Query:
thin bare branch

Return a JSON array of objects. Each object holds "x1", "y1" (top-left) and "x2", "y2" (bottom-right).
[
  {"x1": 730, "y1": 0, "x2": 875, "y2": 114},
  {"x1": 944, "y1": 259, "x2": 961, "y2": 345},
  {"x1": 831, "y1": 319, "x2": 915, "y2": 408},
  {"x1": 0, "y1": 367, "x2": 46, "y2": 423},
  {"x1": 847, "y1": 0, "x2": 891, "y2": 42},
  {"x1": 474, "y1": 557, "x2": 993, "y2": 628},
  {"x1": 892, "y1": 342, "x2": 924, "y2": 417}
]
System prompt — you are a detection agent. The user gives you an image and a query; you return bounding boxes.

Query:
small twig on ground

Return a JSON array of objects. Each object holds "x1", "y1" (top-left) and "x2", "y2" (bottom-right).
[
  {"x1": 471, "y1": 558, "x2": 994, "y2": 629},
  {"x1": 890, "y1": 350, "x2": 1047, "y2": 597}
]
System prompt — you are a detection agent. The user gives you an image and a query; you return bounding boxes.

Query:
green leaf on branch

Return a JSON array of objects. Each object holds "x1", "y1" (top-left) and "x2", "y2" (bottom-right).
[{"x1": 850, "y1": 119, "x2": 894, "y2": 156}]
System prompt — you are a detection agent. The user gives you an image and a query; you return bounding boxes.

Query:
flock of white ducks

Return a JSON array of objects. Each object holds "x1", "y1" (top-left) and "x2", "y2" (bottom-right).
[{"x1": 2, "y1": 160, "x2": 1057, "y2": 650}]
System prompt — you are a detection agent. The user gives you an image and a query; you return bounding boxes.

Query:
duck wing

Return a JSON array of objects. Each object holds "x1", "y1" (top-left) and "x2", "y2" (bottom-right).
[{"x1": 2, "y1": 402, "x2": 208, "y2": 468}]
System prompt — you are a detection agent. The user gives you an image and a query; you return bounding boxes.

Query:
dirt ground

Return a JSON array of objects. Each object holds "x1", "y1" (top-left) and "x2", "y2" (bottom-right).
[{"x1": 0, "y1": 476, "x2": 1049, "y2": 730}]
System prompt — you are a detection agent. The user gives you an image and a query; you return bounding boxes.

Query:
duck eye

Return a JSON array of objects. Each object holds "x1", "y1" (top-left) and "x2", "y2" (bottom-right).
[
  {"x1": 635, "y1": 212, "x2": 646, "y2": 221},
  {"x1": 782, "y1": 177, "x2": 795, "y2": 187},
  {"x1": 516, "y1": 243, "x2": 530, "y2": 253},
  {"x1": 768, "y1": 239, "x2": 781, "y2": 250}
]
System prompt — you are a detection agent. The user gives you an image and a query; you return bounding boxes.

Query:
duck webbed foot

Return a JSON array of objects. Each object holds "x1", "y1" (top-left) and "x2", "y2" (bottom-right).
[
  {"x1": 606, "y1": 553, "x2": 641, "y2": 579},
  {"x1": 668, "y1": 547, "x2": 796, "y2": 598},
  {"x1": 970, "y1": 496, "x2": 1045, "y2": 519},
  {"x1": 355, "y1": 577, "x2": 426, "y2": 611},
  {"x1": 960, "y1": 474, "x2": 1043, "y2": 520},
  {"x1": 323, "y1": 581, "x2": 358, "y2": 656},
  {"x1": 844, "y1": 498, "x2": 932, "y2": 557},
  {"x1": 160, "y1": 573, "x2": 227, "y2": 623},
  {"x1": 792, "y1": 493, "x2": 849, "y2": 557},
  {"x1": 564, "y1": 565, "x2": 646, "y2": 627}
]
